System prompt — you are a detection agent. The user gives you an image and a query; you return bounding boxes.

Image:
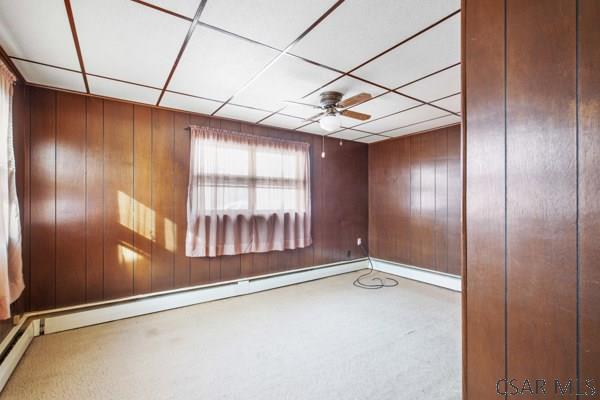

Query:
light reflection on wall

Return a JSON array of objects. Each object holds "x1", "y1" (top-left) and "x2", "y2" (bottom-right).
[
  {"x1": 118, "y1": 243, "x2": 139, "y2": 263},
  {"x1": 117, "y1": 191, "x2": 177, "y2": 252},
  {"x1": 164, "y1": 218, "x2": 176, "y2": 253}
]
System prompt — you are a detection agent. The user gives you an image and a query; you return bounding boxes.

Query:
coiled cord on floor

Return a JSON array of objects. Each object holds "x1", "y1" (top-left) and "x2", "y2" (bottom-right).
[{"x1": 353, "y1": 243, "x2": 399, "y2": 289}]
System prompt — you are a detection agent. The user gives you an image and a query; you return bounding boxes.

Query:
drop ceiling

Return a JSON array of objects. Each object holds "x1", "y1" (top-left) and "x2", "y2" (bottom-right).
[{"x1": 0, "y1": 0, "x2": 461, "y2": 143}]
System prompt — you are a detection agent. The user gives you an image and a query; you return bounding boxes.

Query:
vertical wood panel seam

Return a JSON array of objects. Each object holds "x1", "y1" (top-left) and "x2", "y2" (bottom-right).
[
  {"x1": 84, "y1": 98, "x2": 88, "y2": 302},
  {"x1": 446, "y1": 129, "x2": 449, "y2": 274},
  {"x1": 459, "y1": 1, "x2": 467, "y2": 394},
  {"x1": 434, "y1": 133, "x2": 437, "y2": 270},
  {"x1": 101, "y1": 99, "x2": 105, "y2": 298},
  {"x1": 27, "y1": 88, "x2": 32, "y2": 309},
  {"x1": 53, "y1": 91, "x2": 57, "y2": 308},
  {"x1": 408, "y1": 138, "x2": 411, "y2": 262},
  {"x1": 575, "y1": 0, "x2": 580, "y2": 393},
  {"x1": 503, "y1": 0, "x2": 508, "y2": 393},
  {"x1": 150, "y1": 111, "x2": 154, "y2": 289},
  {"x1": 132, "y1": 107, "x2": 136, "y2": 294},
  {"x1": 171, "y1": 113, "x2": 175, "y2": 287}
]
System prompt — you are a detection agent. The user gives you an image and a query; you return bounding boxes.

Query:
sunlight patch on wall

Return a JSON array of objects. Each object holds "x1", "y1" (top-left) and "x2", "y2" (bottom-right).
[
  {"x1": 164, "y1": 218, "x2": 176, "y2": 252},
  {"x1": 118, "y1": 190, "x2": 155, "y2": 240},
  {"x1": 117, "y1": 191, "x2": 178, "y2": 252},
  {"x1": 118, "y1": 243, "x2": 139, "y2": 263}
]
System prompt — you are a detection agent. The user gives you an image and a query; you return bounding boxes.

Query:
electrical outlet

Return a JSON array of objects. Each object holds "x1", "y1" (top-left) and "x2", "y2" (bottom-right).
[{"x1": 356, "y1": 237, "x2": 362, "y2": 246}]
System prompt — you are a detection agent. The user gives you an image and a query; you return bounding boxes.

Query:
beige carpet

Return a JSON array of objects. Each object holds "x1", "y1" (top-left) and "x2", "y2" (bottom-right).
[{"x1": 1, "y1": 271, "x2": 461, "y2": 400}]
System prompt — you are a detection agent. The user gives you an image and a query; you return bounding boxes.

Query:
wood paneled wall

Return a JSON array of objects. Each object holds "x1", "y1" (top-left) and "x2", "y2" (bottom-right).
[
  {"x1": 464, "y1": 0, "x2": 600, "y2": 398},
  {"x1": 368, "y1": 125, "x2": 461, "y2": 275},
  {"x1": 14, "y1": 86, "x2": 368, "y2": 312}
]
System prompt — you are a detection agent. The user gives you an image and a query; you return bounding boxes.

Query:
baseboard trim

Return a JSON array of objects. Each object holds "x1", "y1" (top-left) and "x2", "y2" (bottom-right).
[
  {"x1": 0, "y1": 258, "x2": 367, "y2": 392},
  {"x1": 0, "y1": 323, "x2": 33, "y2": 391},
  {"x1": 370, "y1": 258, "x2": 461, "y2": 292},
  {"x1": 42, "y1": 258, "x2": 367, "y2": 334}
]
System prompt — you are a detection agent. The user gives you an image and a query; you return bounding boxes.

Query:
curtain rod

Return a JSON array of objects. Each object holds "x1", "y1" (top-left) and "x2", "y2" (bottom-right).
[{"x1": 186, "y1": 125, "x2": 311, "y2": 147}]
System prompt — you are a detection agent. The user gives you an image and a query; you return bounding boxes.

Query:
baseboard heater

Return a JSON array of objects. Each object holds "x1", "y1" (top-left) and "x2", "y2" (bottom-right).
[
  {"x1": 0, "y1": 258, "x2": 368, "y2": 392},
  {"x1": 370, "y1": 258, "x2": 462, "y2": 292}
]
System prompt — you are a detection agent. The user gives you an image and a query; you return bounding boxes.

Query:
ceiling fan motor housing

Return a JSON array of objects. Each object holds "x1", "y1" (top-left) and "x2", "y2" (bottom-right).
[{"x1": 319, "y1": 91, "x2": 343, "y2": 109}]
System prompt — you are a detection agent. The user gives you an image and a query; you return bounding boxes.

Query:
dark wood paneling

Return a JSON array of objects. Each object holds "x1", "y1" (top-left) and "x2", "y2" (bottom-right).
[
  {"x1": 506, "y1": 0, "x2": 577, "y2": 386},
  {"x1": 85, "y1": 97, "x2": 104, "y2": 302},
  {"x1": 20, "y1": 87, "x2": 368, "y2": 311},
  {"x1": 55, "y1": 92, "x2": 86, "y2": 306},
  {"x1": 12, "y1": 83, "x2": 30, "y2": 315},
  {"x1": 173, "y1": 112, "x2": 191, "y2": 288},
  {"x1": 151, "y1": 109, "x2": 175, "y2": 291},
  {"x1": 396, "y1": 137, "x2": 412, "y2": 262},
  {"x1": 29, "y1": 87, "x2": 56, "y2": 310},
  {"x1": 434, "y1": 130, "x2": 448, "y2": 272},
  {"x1": 579, "y1": 0, "x2": 600, "y2": 389},
  {"x1": 310, "y1": 134, "x2": 325, "y2": 266},
  {"x1": 464, "y1": 0, "x2": 600, "y2": 397},
  {"x1": 409, "y1": 134, "x2": 422, "y2": 267},
  {"x1": 446, "y1": 126, "x2": 461, "y2": 275},
  {"x1": 464, "y1": 0, "x2": 506, "y2": 397},
  {"x1": 133, "y1": 105, "x2": 152, "y2": 294},
  {"x1": 419, "y1": 131, "x2": 436, "y2": 269},
  {"x1": 369, "y1": 126, "x2": 461, "y2": 275},
  {"x1": 103, "y1": 101, "x2": 134, "y2": 299}
]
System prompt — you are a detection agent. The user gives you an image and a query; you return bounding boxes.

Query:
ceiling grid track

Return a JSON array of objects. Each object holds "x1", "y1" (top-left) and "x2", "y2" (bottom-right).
[
  {"x1": 156, "y1": 0, "x2": 209, "y2": 106},
  {"x1": 64, "y1": 0, "x2": 89, "y2": 93},
  {"x1": 0, "y1": 0, "x2": 463, "y2": 142}
]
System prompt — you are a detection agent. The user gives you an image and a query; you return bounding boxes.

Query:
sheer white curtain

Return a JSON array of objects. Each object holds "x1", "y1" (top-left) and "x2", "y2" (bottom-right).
[
  {"x1": 186, "y1": 126, "x2": 311, "y2": 257},
  {"x1": 0, "y1": 62, "x2": 23, "y2": 319}
]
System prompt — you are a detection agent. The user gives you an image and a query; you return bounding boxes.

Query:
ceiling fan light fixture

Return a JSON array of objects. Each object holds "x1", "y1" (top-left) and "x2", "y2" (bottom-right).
[{"x1": 319, "y1": 113, "x2": 341, "y2": 132}]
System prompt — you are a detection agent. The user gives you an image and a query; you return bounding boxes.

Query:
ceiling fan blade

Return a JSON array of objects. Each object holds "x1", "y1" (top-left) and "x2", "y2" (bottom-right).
[
  {"x1": 340, "y1": 109, "x2": 371, "y2": 121},
  {"x1": 305, "y1": 112, "x2": 325, "y2": 122},
  {"x1": 283, "y1": 100, "x2": 321, "y2": 109},
  {"x1": 338, "y1": 92, "x2": 372, "y2": 108}
]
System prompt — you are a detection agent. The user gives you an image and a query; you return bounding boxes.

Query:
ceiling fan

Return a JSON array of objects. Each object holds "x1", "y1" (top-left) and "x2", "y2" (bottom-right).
[{"x1": 286, "y1": 91, "x2": 372, "y2": 132}]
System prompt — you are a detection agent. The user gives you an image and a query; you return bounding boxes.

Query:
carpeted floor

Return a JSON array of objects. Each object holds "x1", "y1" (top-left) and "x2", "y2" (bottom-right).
[{"x1": 1, "y1": 271, "x2": 461, "y2": 400}]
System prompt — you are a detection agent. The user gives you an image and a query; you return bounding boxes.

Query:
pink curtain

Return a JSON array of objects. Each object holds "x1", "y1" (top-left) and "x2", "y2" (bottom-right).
[
  {"x1": 0, "y1": 62, "x2": 24, "y2": 320},
  {"x1": 186, "y1": 126, "x2": 311, "y2": 257}
]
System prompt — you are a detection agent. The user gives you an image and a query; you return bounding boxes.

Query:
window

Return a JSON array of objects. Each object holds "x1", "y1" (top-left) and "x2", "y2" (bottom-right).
[{"x1": 186, "y1": 126, "x2": 311, "y2": 257}]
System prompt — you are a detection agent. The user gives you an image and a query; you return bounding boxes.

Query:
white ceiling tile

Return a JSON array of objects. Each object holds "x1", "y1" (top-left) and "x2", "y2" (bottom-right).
[
  {"x1": 330, "y1": 130, "x2": 368, "y2": 141},
  {"x1": 278, "y1": 102, "x2": 322, "y2": 119},
  {"x1": 13, "y1": 60, "x2": 86, "y2": 92},
  {"x1": 88, "y1": 76, "x2": 161, "y2": 105},
  {"x1": 357, "y1": 105, "x2": 449, "y2": 134},
  {"x1": 200, "y1": 0, "x2": 337, "y2": 49},
  {"x1": 291, "y1": 0, "x2": 459, "y2": 71},
  {"x1": 297, "y1": 122, "x2": 327, "y2": 136},
  {"x1": 356, "y1": 135, "x2": 388, "y2": 144},
  {"x1": 216, "y1": 104, "x2": 272, "y2": 123},
  {"x1": 386, "y1": 114, "x2": 461, "y2": 137},
  {"x1": 140, "y1": 0, "x2": 202, "y2": 18},
  {"x1": 71, "y1": 0, "x2": 190, "y2": 87},
  {"x1": 353, "y1": 12, "x2": 460, "y2": 88},
  {"x1": 347, "y1": 92, "x2": 421, "y2": 120},
  {"x1": 233, "y1": 55, "x2": 340, "y2": 111},
  {"x1": 168, "y1": 25, "x2": 278, "y2": 101},
  {"x1": 161, "y1": 91, "x2": 222, "y2": 114},
  {"x1": 431, "y1": 93, "x2": 461, "y2": 113},
  {"x1": 0, "y1": 0, "x2": 80, "y2": 70},
  {"x1": 338, "y1": 115, "x2": 363, "y2": 129},
  {"x1": 302, "y1": 76, "x2": 386, "y2": 105},
  {"x1": 398, "y1": 64, "x2": 461, "y2": 102},
  {"x1": 260, "y1": 113, "x2": 306, "y2": 130}
]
